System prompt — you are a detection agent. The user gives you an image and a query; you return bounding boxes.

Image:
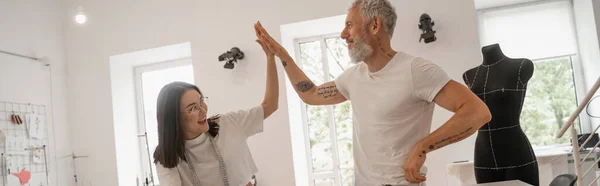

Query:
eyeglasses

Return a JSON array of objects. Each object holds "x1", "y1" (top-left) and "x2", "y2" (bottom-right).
[{"x1": 184, "y1": 96, "x2": 208, "y2": 115}]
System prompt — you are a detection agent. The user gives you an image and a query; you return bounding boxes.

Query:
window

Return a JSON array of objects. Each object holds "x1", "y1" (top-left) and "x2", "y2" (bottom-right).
[
  {"x1": 295, "y1": 34, "x2": 354, "y2": 186},
  {"x1": 522, "y1": 56, "x2": 580, "y2": 146},
  {"x1": 134, "y1": 59, "x2": 194, "y2": 185},
  {"x1": 477, "y1": 0, "x2": 583, "y2": 146}
]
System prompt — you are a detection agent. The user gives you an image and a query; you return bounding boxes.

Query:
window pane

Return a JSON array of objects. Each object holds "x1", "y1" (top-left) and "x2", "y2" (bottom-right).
[
  {"x1": 334, "y1": 102, "x2": 352, "y2": 141},
  {"x1": 521, "y1": 57, "x2": 579, "y2": 146},
  {"x1": 341, "y1": 168, "x2": 354, "y2": 186},
  {"x1": 299, "y1": 41, "x2": 325, "y2": 85},
  {"x1": 307, "y1": 105, "x2": 331, "y2": 142},
  {"x1": 300, "y1": 40, "x2": 336, "y2": 173},
  {"x1": 311, "y1": 141, "x2": 333, "y2": 172},
  {"x1": 314, "y1": 178, "x2": 335, "y2": 186},
  {"x1": 334, "y1": 101, "x2": 353, "y2": 168},
  {"x1": 141, "y1": 64, "x2": 194, "y2": 184},
  {"x1": 325, "y1": 37, "x2": 353, "y2": 77},
  {"x1": 325, "y1": 36, "x2": 357, "y2": 184},
  {"x1": 299, "y1": 37, "x2": 356, "y2": 183},
  {"x1": 307, "y1": 104, "x2": 333, "y2": 172},
  {"x1": 337, "y1": 139, "x2": 353, "y2": 169}
]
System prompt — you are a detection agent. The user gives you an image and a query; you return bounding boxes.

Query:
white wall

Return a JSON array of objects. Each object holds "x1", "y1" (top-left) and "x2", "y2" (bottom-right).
[
  {"x1": 573, "y1": 0, "x2": 600, "y2": 132},
  {"x1": 589, "y1": 0, "x2": 600, "y2": 125},
  {"x1": 0, "y1": 1, "x2": 72, "y2": 186},
  {"x1": 595, "y1": 0, "x2": 600, "y2": 56},
  {"x1": 63, "y1": 0, "x2": 482, "y2": 186}
]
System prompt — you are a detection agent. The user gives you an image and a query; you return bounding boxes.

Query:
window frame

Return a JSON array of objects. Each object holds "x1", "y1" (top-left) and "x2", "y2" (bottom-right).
[
  {"x1": 133, "y1": 58, "x2": 194, "y2": 185},
  {"x1": 475, "y1": 0, "x2": 589, "y2": 144},
  {"x1": 294, "y1": 33, "x2": 349, "y2": 186}
]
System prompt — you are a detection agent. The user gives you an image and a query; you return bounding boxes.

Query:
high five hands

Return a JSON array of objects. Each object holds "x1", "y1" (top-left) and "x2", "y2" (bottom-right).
[
  {"x1": 253, "y1": 21, "x2": 292, "y2": 61},
  {"x1": 254, "y1": 22, "x2": 273, "y2": 58}
]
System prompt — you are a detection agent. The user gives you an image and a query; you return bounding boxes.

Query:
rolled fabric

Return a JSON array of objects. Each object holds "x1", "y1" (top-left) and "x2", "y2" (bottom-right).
[
  {"x1": 11, "y1": 114, "x2": 23, "y2": 124},
  {"x1": 17, "y1": 115, "x2": 23, "y2": 124}
]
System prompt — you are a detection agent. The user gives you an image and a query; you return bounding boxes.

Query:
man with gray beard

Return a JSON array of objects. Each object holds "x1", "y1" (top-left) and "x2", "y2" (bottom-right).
[{"x1": 255, "y1": 0, "x2": 491, "y2": 185}]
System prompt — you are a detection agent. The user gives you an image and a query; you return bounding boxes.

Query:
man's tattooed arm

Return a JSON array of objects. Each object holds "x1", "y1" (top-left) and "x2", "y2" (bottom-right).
[
  {"x1": 277, "y1": 55, "x2": 346, "y2": 105},
  {"x1": 316, "y1": 85, "x2": 339, "y2": 99},
  {"x1": 290, "y1": 81, "x2": 346, "y2": 105},
  {"x1": 418, "y1": 127, "x2": 474, "y2": 157},
  {"x1": 295, "y1": 81, "x2": 315, "y2": 92},
  {"x1": 409, "y1": 81, "x2": 491, "y2": 160},
  {"x1": 296, "y1": 82, "x2": 340, "y2": 99},
  {"x1": 429, "y1": 127, "x2": 473, "y2": 151}
]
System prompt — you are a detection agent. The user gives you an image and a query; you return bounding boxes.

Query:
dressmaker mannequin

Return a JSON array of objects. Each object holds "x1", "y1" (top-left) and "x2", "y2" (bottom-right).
[{"x1": 462, "y1": 43, "x2": 539, "y2": 186}]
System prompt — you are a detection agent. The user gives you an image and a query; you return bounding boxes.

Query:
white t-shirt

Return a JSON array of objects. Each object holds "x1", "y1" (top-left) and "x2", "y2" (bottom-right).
[
  {"x1": 156, "y1": 105, "x2": 264, "y2": 186},
  {"x1": 335, "y1": 52, "x2": 450, "y2": 186}
]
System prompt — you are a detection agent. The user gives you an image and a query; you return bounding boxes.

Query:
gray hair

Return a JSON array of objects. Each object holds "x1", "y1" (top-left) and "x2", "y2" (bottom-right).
[{"x1": 350, "y1": 0, "x2": 397, "y2": 37}]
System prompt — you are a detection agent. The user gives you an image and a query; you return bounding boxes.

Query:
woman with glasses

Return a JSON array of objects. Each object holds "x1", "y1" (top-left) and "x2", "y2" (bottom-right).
[{"x1": 153, "y1": 27, "x2": 278, "y2": 186}]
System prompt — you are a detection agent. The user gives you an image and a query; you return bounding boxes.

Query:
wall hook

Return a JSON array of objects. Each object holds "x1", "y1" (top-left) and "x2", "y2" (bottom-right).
[
  {"x1": 218, "y1": 47, "x2": 245, "y2": 69},
  {"x1": 418, "y1": 13, "x2": 437, "y2": 43}
]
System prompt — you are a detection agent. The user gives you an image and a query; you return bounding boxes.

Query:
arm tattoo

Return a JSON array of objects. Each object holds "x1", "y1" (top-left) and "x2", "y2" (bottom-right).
[
  {"x1": 429, "y1": 127, "x2": 474, "y2": 151},
  {"x1": 281, "y1": 60, "x2": 288, "y2": 67},
  {"x1": 295, "y1": 81, "x2": 315, "y2": 92},
  {"x1": 316, "y1": 85, "x2": 339, "y2": 99}
]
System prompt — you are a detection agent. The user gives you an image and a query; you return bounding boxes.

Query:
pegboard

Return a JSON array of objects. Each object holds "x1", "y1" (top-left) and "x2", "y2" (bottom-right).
[{"x1": 0, "y1": 101, "x2": 49, "y2": 185}]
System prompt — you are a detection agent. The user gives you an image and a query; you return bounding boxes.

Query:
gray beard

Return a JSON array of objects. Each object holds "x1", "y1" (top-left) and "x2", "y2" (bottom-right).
[{"x1": 348, "y1": 37, "x2": 373, "y2": 64}]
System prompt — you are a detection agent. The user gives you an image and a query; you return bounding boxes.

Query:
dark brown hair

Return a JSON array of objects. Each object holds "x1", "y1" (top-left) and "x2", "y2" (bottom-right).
[{"x1": 152, "y1": 81, "x2": 220, "y2": 168}]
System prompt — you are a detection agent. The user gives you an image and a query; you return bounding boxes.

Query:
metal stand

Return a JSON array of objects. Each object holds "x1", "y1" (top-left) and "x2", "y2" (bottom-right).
[
  {"x1": 1, "y1": 153, "x2": 5, "y2": 186},
  {"x1": 0, "y1": 50, "x2": 40, "y2": 61},
  {"x1": 69, "y1": 153, "x2": 89, "y2": 185}
]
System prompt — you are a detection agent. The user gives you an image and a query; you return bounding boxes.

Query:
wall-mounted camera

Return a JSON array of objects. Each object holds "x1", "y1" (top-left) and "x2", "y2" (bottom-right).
[
  {"x1": 418, "y1": 13, "x2": 437, "y2": 44},
  {"x1": 218, "y1": 47, "x2": 245, "y2": 69}
]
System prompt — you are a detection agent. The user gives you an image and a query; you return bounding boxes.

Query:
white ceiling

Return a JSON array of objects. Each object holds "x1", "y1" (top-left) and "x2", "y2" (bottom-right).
[{"x1": 474, "y1": 0, "x2": 541, "y2": 9}]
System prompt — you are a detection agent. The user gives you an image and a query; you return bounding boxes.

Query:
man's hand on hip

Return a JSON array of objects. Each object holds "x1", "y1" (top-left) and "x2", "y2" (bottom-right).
[{"x1": 403, "y1": 143, "x2": 427, "y2": 183}]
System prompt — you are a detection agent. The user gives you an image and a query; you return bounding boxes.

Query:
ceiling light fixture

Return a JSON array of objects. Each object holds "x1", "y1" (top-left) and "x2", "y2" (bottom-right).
[{"x1": 75, "y1": 6, "x2": 87, "y2": 24}]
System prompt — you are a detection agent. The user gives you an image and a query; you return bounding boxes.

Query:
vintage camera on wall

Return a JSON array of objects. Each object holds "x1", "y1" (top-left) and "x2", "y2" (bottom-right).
[
  {"x1": 418, "y1": 13, "x2": 437, "y2": 44},
  {"x1": 218, "y1": 47, "x2": 245, "y2": 69}
]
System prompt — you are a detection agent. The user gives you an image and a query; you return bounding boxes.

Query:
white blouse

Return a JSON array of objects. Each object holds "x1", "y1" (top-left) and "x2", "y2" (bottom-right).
[{"x1": 156, "y1": 106, "x2": 264, "y2": 186}]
